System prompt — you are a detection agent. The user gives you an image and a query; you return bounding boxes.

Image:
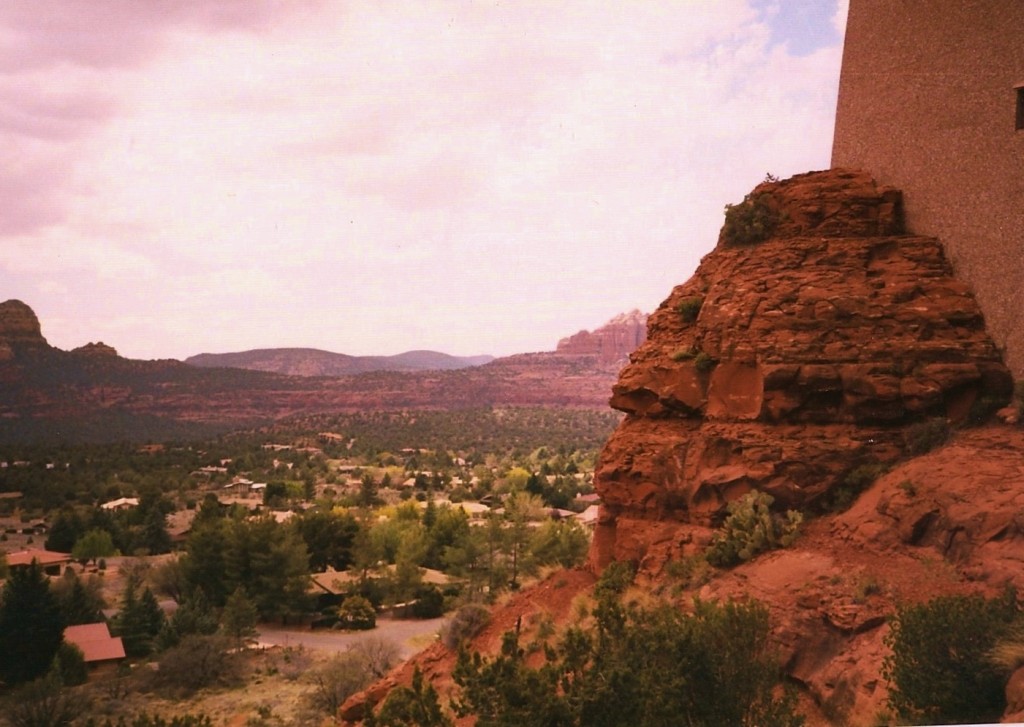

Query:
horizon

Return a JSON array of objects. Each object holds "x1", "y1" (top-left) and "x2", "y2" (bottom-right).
[{"x1": 1, "y1": 1, "x2": 847, "y2": 360}]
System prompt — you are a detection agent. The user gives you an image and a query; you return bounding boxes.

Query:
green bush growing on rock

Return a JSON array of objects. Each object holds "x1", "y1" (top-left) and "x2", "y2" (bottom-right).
[
  {"x1": 883, "y1": 591, "x2": 1017, "y2": 724},
  {"x1": 675, "y1": 297, "x2": 704, "y2": 324},
  {"x1": 721, "y1": 192, "x2": 780, "y2": 246},
  {"x1": 904, "y1": 418, "x2": 950, "y2": 456},
  {"x1": 694, "y1": 351, "x2": 718, "y2": 374},
  {"x1": 706, "y1": 491, "x2": 802, "y2": 568}
]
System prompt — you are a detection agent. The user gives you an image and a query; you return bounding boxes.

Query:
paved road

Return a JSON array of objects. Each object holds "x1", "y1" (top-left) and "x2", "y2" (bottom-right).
[{"x1": 256, "y1": 615, "x2": 447, "y2": 658}]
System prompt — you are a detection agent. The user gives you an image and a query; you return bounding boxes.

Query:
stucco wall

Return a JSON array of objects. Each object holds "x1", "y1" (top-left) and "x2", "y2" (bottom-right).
[{"x1": 832, "y1": 0, "x2": 1024, "y2": 377}]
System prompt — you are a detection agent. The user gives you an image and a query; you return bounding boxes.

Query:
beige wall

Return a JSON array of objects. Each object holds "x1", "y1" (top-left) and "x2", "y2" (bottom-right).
[{"x1": 832, "y1": 0, "x2": 1024, "y2": 377}]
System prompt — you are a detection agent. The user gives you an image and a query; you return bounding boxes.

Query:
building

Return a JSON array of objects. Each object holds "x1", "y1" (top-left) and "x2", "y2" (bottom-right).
[
  {"x1": 832, "y1": 0, "x2": 1024, "y2": 376},
  {"x1": 63, "y1": 623, "x2": 126, "y2": 667}
]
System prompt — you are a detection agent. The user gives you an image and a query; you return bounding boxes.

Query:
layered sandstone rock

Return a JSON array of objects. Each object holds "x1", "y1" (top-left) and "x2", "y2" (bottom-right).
[
  {"x1": 593, "y1": 169, "x2": 1012, "y2": 568},
  {"x1": 556, "y1": 309, "x2": 647, "y2": 364},
  {"x1": 0, "y1": 299, "x2": 48, "y2": 360}
]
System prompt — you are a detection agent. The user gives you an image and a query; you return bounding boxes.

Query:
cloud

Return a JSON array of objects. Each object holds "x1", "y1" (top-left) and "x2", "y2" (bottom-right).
[{"x1": 1, "y1": 1, "x2": 845, "y2": 359}]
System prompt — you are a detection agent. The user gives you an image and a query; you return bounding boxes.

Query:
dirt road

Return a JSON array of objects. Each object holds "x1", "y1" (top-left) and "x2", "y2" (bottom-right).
[{"x1": 256, "y1": 615, "x2": 447, "y2": 658}]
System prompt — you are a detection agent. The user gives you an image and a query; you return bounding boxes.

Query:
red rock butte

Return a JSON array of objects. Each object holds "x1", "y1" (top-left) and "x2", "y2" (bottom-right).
[{"x1": 590, "y1": 169, "x2": 1013, "y2": 570}]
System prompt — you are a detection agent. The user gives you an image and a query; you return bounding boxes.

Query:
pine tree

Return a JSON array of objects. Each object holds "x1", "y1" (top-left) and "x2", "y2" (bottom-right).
[{"x1": 0, "y1": 560, "x2": 66, "y2": 685}]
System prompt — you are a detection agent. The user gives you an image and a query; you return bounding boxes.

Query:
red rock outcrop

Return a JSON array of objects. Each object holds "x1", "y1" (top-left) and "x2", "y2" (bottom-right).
[
  {"x1": 594, "y1": 169, "x2": 1012, "y2": 569},
  {"x1": 0, "y1": 299, "x2": 48, "y2": 361},
  {"x1": 556, "y1": 310, "x2": 647, "y2": 364}
]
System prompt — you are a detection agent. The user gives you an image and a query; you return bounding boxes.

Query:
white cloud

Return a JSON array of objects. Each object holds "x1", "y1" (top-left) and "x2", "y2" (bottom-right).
[{"x1": 0, "y1": 1, "x2": 844, "y2": 359}]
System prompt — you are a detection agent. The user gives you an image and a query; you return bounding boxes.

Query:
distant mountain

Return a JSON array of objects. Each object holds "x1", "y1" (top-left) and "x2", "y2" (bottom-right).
[
  {"x1": 185, "y1": 348, "x2": 494, "y2": 377},
  {"x1": 0, "y1": 301, "x2": 645, "y2": 444},
  {"x1": 556, "y1": 310, "x2": 647, "y2": 364}
]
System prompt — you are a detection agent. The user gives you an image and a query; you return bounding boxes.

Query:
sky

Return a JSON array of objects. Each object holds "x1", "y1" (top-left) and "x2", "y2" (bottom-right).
[{"x1": 1, "y1": 0, "x2": 848, "y2": 360}]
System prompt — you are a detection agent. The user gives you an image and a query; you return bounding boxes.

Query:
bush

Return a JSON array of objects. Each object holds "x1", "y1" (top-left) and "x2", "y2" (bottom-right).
[
  {"x1": 155, "y1": 635, "x2": 243, "y2": 695},
  {"x1": 53, "y1": 641, "x2": 88, "y2": 687},
  {"x1": 442, "y1": 604, "x2": 490, "y2": 650},
  {"x1": 706, "y1": 491, "x2": 802, "y2": 568},
  {"x1": 594, "y1": 560, "x2": 636, "y2": 601},
  {"x1": 410, "y1": 585, "x2": 445, "y2": 619},
  {"x1": 721, "y1": 192, "x2": 780, "y2": 246},
  {"x1": 338, "y1": 595, "x2": 377, "y2": 631},
  {"x1": 675, "y1": 297, "x2": 704, "y2": 324},
  {"x1": 904, "y1": 418, "x2": 950, "y2": 456},
  {"x1": 5, "y1": 673, "x2": 87, "y2": 727},
  {"x1": 883, "y1": 592, "x2": 1017, "y2": 724},
  {"x1": 453, "y1": 597, "x2": 802, "y2": 726},
  {"x1": 308, "y1": 654, "x2": 374, "y2": 715}
]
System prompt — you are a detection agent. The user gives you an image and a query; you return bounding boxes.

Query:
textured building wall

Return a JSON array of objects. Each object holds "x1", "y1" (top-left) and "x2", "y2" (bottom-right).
[{"x1": 832, "y1": 0, "x2": 1024, "y2": 376}]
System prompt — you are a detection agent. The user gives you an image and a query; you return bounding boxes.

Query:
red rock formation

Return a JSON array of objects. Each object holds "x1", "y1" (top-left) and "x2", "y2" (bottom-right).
[
  {"x1": 594, "y1": 169, "x2": 1012, "y2": 570},
  {"x1": 556, "y1": 309, "x2": 647, "y2": 364}
]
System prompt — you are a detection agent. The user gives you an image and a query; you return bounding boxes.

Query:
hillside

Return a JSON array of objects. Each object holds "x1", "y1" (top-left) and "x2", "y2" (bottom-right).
[
  {"x1": 340, "y1": 170, "x2": 1024, "y2": 725},
  {"x1": 186, "y1": 347, "x2": 494, "y2": 376},
  {"x1": 0, "y1": 302, "x2": 641, "y2": 444}
]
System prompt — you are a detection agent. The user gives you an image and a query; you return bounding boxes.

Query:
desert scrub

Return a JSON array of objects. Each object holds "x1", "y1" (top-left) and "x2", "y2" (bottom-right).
[
  {"x1": 706, "y1": 491, "x2": 803, "y2": 568},
  {"x1": 670, "y1": 346, "x2": 717, "y2": 373},
  {"x1": 904, "y1": 418, "x2": 950, "y2": 456},
  {"x1": 883, "y1": 591, "x2": 1017, "y2": 724},
  {"x1": 442, "y1": 603, "x2": 491, "y2": 650},
  {"x1": 675, "y1": 296, "x2": 704, "y2": 324},
  {"x1": 720, "y1": 192, "x2": 780, "y2": 246},
  {"x1": 825, "y1": 462, "x2": 889, "y2": 512}
]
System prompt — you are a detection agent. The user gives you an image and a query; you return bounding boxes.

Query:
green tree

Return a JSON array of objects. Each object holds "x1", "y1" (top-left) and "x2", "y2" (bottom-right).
[
  {"x1": 453, "y1": 594, "x2": 801, "y2": 727},
  {"x1": 116, "y1": 583, "x2": 166, "y2": 657},
  {"x1": 157, "y1": 589, "x2": 218, "y2": 649},
  {"x1": 0, "y1": 560, "x2": 66, "y2": 685},
  {"x1": 71, "y1": 528, "x2": 117, "y2": 565},
  {"x1": 294, "y1": 509, "x2": 360, "y2": 571},
  {"x1": 180, "y1": 519, "x2": 230, "y2": 605},
  {"x1": 53, "y1": 641, "x2": 88, "y2": 686},
  {"x1": 367, "y1": 666, "x2": 454, "y2": 726},
  {"x1": 45, "y1": 509, "x2": 84, "y2": 553},
  {"x1": 883, "y1": 592, "x2": 1016, "y2": 724},
  {"x1": 53, "y1": 569, "x2": 105, "y2": 626},
  {"x1": 220, "y1": 586, "x2": 259, "y2": 641}
]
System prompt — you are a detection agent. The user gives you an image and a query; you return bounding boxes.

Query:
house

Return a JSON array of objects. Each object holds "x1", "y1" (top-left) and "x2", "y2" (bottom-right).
[
  {"x1": 576, "y1": 505, "x2": 600, "y2": 529},
  {"x1": 6, "y1": 549, "x2": 72, "y2": 575},
  {"x1": 100, "y1": 497, "x2": 139, "y2": 511},
  {"x1": 64, "y1": 622, "x2": 126, "y2": 667}
]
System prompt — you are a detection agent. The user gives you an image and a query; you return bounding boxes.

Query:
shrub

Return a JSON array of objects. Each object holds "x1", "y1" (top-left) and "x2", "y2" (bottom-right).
[
  {"x1": 721, "y1": 192, "x2": 780, "y2": 246},
  {"x1": 825, "y1": 462, "x2": 888, "y2": 512},
  {"x1": 410, "y1": 585, "x2": 445, "y2": 619},
  {"x1": 453, "y1": 597, "x2": 802, "y2": 726},
  {"x1": 883, "y1": 592, "x2": 1017, "y2": 724},
  {"x1": 693, "y1": 351, "x2": 718, "y2": 374},
  {"x1": 442, "y1": 604, "x2": 490, "y2": 650},
  {"x1": 338, "y1": 595, "x2": 377, "y2": 631},
  {"x1": 155, "y1": 634, "x2": 243, "y2": 695},
  {"x1": 53, "y1": 641, "x2": 88, "y2": 687},
  {"x1": 5, "y1": 673, "x2": 87, "y2": 727},
  {"x1": 594, "y1": 560, "x2": 636, "y2": 601},
  {"x1": 904, "y1": 418, "x2": 950, "y2": 456},
  {"x1": 706, "y1": 491, "x2": 803, "y2": 568},
  {"x1": 675, "y1": 297, "x2": 704, "y2": 324},
  {"x1": 307, "y1": 642, "x2": 398, "y2": 716}
]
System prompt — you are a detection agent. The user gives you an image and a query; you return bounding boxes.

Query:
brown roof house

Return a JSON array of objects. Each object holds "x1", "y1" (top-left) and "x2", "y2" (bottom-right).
[{"x1": 64, "y1": 622, "x2": 126, "y2": 669}]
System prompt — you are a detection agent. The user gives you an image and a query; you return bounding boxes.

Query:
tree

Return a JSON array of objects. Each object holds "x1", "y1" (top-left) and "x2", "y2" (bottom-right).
[
  {"x1": 180, "y1": 519, "x2": 230, "y2": 605},
  {"x1": 157, "y1": 589, "x2": 218, "y2": 649},
  {"x1": 53, "y1": 641, "x2": 88, "y2": 686},
  {"x1": 367, "y1": 666, "x2": 454, "y2": 727},
  {"x1": 71, "y1": 528, "x2": 116, "y2": 565},
  {"x1": 0, "y1": 560, "x2": 65, "y2": 685},
  {"x1": 45, "y1": 509, "x2": 84, "y2": 553},
  {"x1": 883, "y1": 592, "x2": 1016, "y2": 724},
  {"x1": 53, "y1": 568, "x2": 105, "y2": 626},
  {"x1": 294, "y1": 509, "x2": 360, "y2": 571},
  {"x1": 453, "y1": 594, "x2": 802, "y2": 727},
  {"x1": 116, "y1": 583, "x2": 166, "y2": 657},
  {"x1": 220, "y1": 586, "x2": 259, "y2": 641}
]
